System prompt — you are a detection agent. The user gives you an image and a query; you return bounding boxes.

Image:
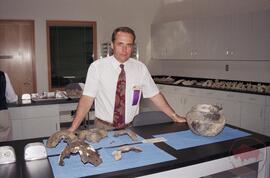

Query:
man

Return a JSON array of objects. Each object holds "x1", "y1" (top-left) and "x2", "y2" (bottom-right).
[
  {"x1": 0, "y1": 71, "x2": 18, "y2": 141},
  {"x1": 68, "y1": 26, "x2": 185, "y2": 132}
]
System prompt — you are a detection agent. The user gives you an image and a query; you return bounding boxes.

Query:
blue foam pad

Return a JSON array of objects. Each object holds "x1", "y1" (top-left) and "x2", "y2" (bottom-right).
[
  {"x1": 154, "y1": 126, "x2": 250, "y2": 150},
  {"x1": 47, "y1": 142, "x2": 175, "y2": 178}
]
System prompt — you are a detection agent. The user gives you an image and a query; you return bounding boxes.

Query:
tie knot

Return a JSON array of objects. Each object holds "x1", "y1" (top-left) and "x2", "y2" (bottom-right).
[{"x1": 120, "y1": 64, "x2": 124, "y2": 69}]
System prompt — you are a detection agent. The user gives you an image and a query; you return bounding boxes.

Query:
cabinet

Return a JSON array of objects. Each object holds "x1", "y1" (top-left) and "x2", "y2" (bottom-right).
[
  {"x1": 151, "y1": 19, "x2": 199, "y2": 60},
  {"x1": 264, "y1": 96, "x2": 270, "y2": 136},
  {"x1": 250, "y1": 10, "x2": 270, "y2": 60},
  {"x1": 151, "y1": 8, "x2": 270, "y2": 60},
  {"x1": 9, "y1": 105, "x2": 59, "y2": 140},
  {"x1": 158, "y1": 84, "x2": 182, "y2": 114},
  {"x1": 240, "y1": 94, "x2": 265, "y2": 134}
]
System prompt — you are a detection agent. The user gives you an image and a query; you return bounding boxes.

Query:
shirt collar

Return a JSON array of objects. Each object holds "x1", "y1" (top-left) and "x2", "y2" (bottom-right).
[{"x1": 111, "y1": 55, "x2": 130, "y2": 70}]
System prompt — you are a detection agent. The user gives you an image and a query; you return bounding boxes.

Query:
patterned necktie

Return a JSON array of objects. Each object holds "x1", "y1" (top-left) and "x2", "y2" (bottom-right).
[{"x1": 113, "y1": 64, "x2": 126, "y2": 128}]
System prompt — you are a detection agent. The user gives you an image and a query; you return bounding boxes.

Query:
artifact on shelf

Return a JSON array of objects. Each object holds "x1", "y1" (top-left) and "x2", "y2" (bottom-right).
[
  {"x1": 65, "y1": 83, "x2": 84, "y2": 98},
  {"x1": 31, "y1": 91, "x2": 67, "y2": 101},
  {"x1": 153, "y1": 76, "x2": 175, "y2": 84},
  {"x1": 182, "y1": 80, "x2": 197, "y2": 86},
  {"x1": 186, "y1": 104, "x2": 226, "y2": 137},
  {"x1": 154, "y1": 75, "x2": 270, "y2": 94}
]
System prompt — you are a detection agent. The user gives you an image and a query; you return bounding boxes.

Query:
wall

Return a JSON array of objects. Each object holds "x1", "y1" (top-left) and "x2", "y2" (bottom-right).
[
  {"x1": 148, "y1": 60, "x2": 270, "y2": 83},
  {"x1": 0, "y1": 0, "x2": 162, "y2": 92}
]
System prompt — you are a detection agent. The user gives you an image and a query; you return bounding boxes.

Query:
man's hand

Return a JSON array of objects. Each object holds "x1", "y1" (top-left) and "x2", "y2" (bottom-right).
[{"x1": 171, "y1": 113, "x2": 187, "y2": 123}]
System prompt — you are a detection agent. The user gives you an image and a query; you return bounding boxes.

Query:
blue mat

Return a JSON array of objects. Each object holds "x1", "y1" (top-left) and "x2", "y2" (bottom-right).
[
  {"x1": 154, "y1": 126, "x2": 250, "y2": 150},
  {"x1": 45, "y1": 131, "x2": 176, "y2": 178}
]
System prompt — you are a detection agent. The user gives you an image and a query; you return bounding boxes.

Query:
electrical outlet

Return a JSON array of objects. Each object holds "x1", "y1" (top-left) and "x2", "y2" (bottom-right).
[{"x1": 225, "y1": 64, "x2": 229, "y2": 71}]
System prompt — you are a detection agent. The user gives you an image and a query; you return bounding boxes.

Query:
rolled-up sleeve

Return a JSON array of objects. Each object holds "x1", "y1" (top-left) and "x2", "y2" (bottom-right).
[
  {"x1": 83, "y1": 62, "x2": 99, "y2": 97},
  {"x1": 141, "y1": 66, "x2": 159, "y2": 98}
]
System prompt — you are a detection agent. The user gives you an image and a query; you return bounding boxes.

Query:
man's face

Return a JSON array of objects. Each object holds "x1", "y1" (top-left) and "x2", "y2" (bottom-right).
[{"x1": 111, "y1": 31, "x2": 134, "y2": 63}]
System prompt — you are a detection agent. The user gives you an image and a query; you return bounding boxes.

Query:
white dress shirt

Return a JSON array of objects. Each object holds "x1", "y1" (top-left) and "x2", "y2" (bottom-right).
[
  {"x1": 83, "y1": 56, "x2": 159, "y2": 124},
  {"x1": 4, "y1": 73, "x2": 18, "y2": 103}
]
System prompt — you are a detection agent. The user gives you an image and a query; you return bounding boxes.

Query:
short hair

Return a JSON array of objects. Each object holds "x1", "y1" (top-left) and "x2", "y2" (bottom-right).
[{"x1": 111, "y1": 27, "x2": 136, "y2": 43}]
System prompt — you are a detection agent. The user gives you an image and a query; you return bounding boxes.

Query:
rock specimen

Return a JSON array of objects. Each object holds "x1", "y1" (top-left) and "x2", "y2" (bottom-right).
[{"x1": 186, "y1": 104, "x2": 226, "y2": 136}]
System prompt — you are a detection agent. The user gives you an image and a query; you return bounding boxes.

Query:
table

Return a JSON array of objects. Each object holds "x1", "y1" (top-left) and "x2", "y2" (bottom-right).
[{"x1": 0, "y1": 123, "x2": 269, "y2": 178}]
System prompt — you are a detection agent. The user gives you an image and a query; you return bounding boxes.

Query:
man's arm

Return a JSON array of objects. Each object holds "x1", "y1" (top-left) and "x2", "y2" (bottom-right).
[
  {"x1": 68, "y1": 95, "x2": 95, "y2": 132},
  {"x1": 149, "y1": 92, "x2": 186, "y2": 123}
]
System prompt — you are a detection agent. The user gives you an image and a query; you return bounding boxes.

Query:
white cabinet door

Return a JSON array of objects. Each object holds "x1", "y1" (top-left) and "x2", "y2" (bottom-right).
[
  {"x1": 163, "y1": 91, "x2": 181, "y2": 114},
  {"x1": 159, "y1": 84, "x2": 182, "y2": 114},
  {"x1": 182, "y1": 95, "x2": 203, "y2": 116},
  {"x1": 11, "y1": 120, "x2": 23, "y2": 140},
  {"x1": 151, "y1": 19, "x2": 198, "y2": 60},
  {"x1": 250, "y1": 10, "x2": 270, "y2": 60},
  {"x1": 22, "y1": 117, "x2": 58, "y2": 139},
  {"x1": 199, "y1": 15, "x2": 231, "y2": 60},
  {"x1": 140, "y1": 85, "x2": 181, "y2": 113},
  {"x1": 230, "y1": 13, "x2": 253, "y2": 60},
  {"x1": 264, "y1": 96, "x2": 270, "y2": 136},
  {"x1": 240, "y1": 94, "x2": 265, "y2": 134},
  {"x1": 221, "y1": 100, "x2": 241, "y2": 127},
  {"x1": 265, "y1": 106, "x2": 270, "y2": 136},
  {"x1": 214, "y1": 91, "x2": 241, "y2": 127},
  {"x1": 9, "y1": 105, "x2": 59, "y2": 140}
]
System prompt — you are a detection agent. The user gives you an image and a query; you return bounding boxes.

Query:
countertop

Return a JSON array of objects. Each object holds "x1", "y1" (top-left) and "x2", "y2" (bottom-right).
[
  {"x1": 1, "y1": 122, "x2": 269, "y2": 178},
  {"x1": 8, "y1": 98, "x2": 80, "y2": 108},
  {"x1": 153, "y1": 75, "x2": 270, "y2": 96}
]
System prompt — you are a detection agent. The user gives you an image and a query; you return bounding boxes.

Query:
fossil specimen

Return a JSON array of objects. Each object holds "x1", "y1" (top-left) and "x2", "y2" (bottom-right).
[
  {"x1": 59, "y1": 139, "x2": 102, "y2": 166},
  {"x1": 47, "y1": 130, "x2": 77, "y2": 148},
  {"x1": 113, "y1": 129, "x2": 138, "y2": 141},
  {"x1": 186, "y1": 104, "x2": 226, "y2": 136},
  {"x1": 112, "y1": 145, "x2": 142, "y2": 160},
  {"x1": 79, "y1": 128, "x2": 108, "y2": 142}
]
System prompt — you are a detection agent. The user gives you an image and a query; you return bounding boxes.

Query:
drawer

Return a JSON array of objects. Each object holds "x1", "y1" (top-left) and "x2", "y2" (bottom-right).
[
  {"x1": 59, "y1": 103, "x2": 78, "y2": 111},
  {"x1": 9, "y1": 104, "x2": 59, "y2": 120}
]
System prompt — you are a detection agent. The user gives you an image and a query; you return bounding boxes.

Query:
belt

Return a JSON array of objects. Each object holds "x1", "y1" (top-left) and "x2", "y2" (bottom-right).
[{"x1": 95, "y1": 118, "x2": 133, "y2": 129}]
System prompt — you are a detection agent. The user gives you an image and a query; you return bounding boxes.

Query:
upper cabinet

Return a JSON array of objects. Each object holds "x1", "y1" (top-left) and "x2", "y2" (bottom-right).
[
  {"x1": 151, "y1": 0, "x2": 270, "y2": 61},
  {"x1": 151, "y1": 19, "x2": 197, "y2": 60},
  {"x1": 250, "y1": 10, "x2": 270, "y2": 60}
]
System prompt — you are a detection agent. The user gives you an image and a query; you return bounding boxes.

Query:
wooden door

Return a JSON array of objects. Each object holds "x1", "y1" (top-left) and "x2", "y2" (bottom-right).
[{"x1": 0, "y1": 20, "x2": 36, "y2": 96}]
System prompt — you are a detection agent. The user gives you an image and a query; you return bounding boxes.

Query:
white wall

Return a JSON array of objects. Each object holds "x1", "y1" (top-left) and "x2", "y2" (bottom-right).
[
  {"x1": 1, "y1": 0, "x2": 270, "y2": 90},
  {"x1": 0, "y1": 0, "x2": 162, "y2": 92},
  {"x1": 148, "y1": 60, "x2": 270, "y2": 83}
]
